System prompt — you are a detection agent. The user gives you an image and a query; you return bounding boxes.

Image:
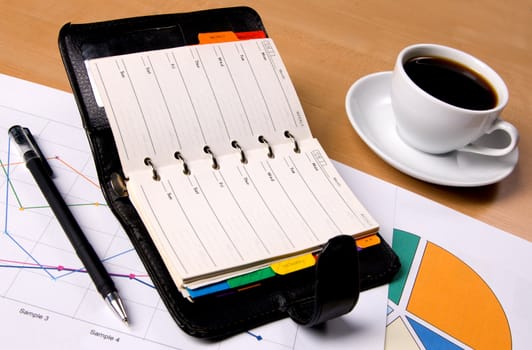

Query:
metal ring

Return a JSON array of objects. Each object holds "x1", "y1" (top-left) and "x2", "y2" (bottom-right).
[
  {"x1": 258, "y1": 135, "x2": 274, "y2": 158},
  {"x1": 143, "y1": 157, "x2": 160, "y2": 181},
  {"x1": 174, "y1": 151, "x2": 190, "y2": 175},
  {"x1": 203, "y1": 146, "x2": 219, "y2": 169},
  {"x1": 231, "y1": 140, "x2": 248, "y2": 164},
  {"x1": 284, "y1": 130, "x2": 300, "y2": 153}
]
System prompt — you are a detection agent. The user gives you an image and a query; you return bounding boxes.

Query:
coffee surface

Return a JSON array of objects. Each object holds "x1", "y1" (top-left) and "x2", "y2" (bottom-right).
[{"x1": 404, "y1": 56, "x2": 497, "y2": 110}]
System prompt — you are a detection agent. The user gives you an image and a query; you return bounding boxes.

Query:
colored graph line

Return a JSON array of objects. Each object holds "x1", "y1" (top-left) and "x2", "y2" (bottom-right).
[
  {"x1": 2, "y1": 229, "x2": 55, "y2": 279},
  {"x1": 1, "y1": 153, "x2": 106, "y2": 210},
  {"x1": 3, "y1": 139, "x2": 17, "y2": 227},
  {"x1": 246, "y1": 330, "x2": 263, "y2": 341},
  {"x1": 1, "y1": 136, "x2": 154, "y2": 290},
  {"x1": 54, "y1": 155, "x2": 100, "y2": 188},
  {"x1": 0, "y1": 257, "x2": 154, "y2": 288},
  {"x1": 0, "y1": 157, "x2": 23, "y2": 209},
  {"x1": 2, "y1": 139, "x2": 55, "y2": 279}
]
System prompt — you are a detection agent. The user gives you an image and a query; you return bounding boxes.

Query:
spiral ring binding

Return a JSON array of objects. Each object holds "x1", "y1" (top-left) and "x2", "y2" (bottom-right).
[
  {"x1": 144, "y1": 157, "x2": 160, "y2": 181},
  {"x1": 284, "y1": 130, "x2": 300, "y2": 153},
  {"x1": 145, "y1": 133, "x2": 301, "y2": 179},
  {"x1": 174, "y1": 151, "x2": 191, "y2": 175},
  {"x1": 258, "y1": 135, "x2": 275, "y2": 159},
  {"x1": 231, "y1": 140, "x2": 248, "y2": 164},
  {"x1": 203, "y1": 146, "x2": 219, "y2": 169}
]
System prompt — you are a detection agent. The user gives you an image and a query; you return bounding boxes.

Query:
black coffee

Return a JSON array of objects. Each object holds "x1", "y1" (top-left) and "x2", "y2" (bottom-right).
[{"x1": 404, "y1": 56, "x2": 497, "y2": 110}]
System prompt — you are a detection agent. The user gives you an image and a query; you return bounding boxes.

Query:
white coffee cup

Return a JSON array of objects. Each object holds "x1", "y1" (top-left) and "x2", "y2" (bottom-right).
[{"x1": 391, "y1": 43, "x2": 518, "y2": 156}]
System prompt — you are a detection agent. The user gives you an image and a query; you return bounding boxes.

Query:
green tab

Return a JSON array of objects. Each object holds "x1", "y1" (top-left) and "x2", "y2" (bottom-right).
[{"x1": 227, "y1": 267, "x2": 276, "y2": 288}]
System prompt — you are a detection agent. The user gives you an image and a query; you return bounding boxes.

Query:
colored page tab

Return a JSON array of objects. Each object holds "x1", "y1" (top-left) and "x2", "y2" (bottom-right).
[
  {"x1": 235, "y1": 30, "x2": 267, "y2": 40},
  {"x1": 198, "y1": 31, "x2": 239, "y2": 44},
  {"x1": 356, "y1": 234, "x2": 381, "y2": 249},
  {"x1": 187, "y1": 281, "x2": 230, "y2": 299},
  {"x1": 227, "y1": 267, "x2": 275, "y2": 288},
  {"x1": 198, "y1": 30, "x2": 267, "y2": 44},
  {"x1": 271, "y1": 254, "x2": 316, "y2": 275}
]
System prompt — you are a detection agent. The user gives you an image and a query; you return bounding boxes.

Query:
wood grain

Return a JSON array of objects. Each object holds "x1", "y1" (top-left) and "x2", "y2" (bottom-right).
[{"x1": 1, "y1": 0, "x2": 530, "y2": 241}]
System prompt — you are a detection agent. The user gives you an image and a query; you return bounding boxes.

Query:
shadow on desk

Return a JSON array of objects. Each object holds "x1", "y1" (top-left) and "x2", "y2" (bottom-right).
[
  {"x1": 430, "y1": 161, "x2": 522, "y2": 206},
  {"x1": 300, "y1": 317, "x2": 376, "y2": 343}
]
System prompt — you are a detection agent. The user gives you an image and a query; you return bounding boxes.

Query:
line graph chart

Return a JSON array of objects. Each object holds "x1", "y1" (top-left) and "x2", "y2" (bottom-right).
[
  {"x1": 0, "y1": 93, "x2": 172, "y2": 347},
  {"x1": 1, "y1": 152, "x2": 150, "y2": 286},
  {"x1": 0, "y1": 74, "x2": 230, "y2": 349}
]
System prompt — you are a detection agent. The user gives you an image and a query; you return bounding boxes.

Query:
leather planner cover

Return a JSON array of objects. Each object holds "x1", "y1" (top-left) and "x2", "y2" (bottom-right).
[{"x1": 58, "y1": 6, "x2": 400, "y2": 339}]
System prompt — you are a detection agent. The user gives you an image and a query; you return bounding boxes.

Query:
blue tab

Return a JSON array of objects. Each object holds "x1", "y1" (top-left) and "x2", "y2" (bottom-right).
[{"x1": 187, "y1": 281, "x2": 230, "y2": 298}]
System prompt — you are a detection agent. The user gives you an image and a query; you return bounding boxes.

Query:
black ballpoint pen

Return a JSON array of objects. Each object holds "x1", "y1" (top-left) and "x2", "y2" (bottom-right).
[{"x1": 8, "y1": 125, "x2": 129, "y2": 325}]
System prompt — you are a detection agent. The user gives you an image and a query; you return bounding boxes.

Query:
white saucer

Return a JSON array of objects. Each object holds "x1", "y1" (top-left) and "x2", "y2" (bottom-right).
[{"x1": 345, "y1": 72, "x2": 519, "y2": 187}]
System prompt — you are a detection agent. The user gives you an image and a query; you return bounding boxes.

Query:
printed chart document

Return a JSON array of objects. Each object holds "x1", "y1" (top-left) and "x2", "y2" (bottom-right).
[
  {"x1": 87, "y1": 38, "x2": 378, "y2": 293},
  {"x1": 335, "y1": 162, "x2": 532, "y2": 350}
]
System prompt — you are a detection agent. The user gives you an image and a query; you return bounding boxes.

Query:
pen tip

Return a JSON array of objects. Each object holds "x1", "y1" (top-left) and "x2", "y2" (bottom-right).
[{"x1": 105, "y1": 291, "x2": 129, "y2": 326}]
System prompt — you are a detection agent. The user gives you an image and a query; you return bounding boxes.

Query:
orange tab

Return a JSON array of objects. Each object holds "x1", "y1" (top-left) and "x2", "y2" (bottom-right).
[
  {"x1": 198, "y1": 31, "x2": 239, "y2": 44},
  {"x1": 356, "y1": 234, "x2": 381, "y2": 249}
]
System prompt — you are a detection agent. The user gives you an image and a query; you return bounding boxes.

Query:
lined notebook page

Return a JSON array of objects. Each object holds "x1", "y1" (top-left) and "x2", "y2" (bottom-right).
[
  {"x1": 126, "y1": 138, "x2": 377, "y2": 285},
  {"x1": 89, "y1": 38, "x2": 311, "y2": 175},
  {"x1": 87, "y1": 38, "x2": 378, "y2": 288}
]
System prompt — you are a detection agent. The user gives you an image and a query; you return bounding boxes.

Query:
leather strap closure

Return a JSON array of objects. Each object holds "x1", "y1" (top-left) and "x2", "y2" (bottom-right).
[{"x1": 286, "y1": 235, "x2": 360, "y2": 327}]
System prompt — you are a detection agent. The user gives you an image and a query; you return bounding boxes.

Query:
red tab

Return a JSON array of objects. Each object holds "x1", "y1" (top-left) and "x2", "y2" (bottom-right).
[
  {"x1": 235, "y1": 30, "x2": 267, "y2": 40},
  {"x1": 198, "y1": 30, "x2": 267, "y2": 44}
]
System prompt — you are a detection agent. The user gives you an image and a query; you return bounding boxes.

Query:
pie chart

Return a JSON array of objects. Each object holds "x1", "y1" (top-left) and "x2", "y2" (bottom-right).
[{"x1": 386, "y1": 229, "x2": 511, "y2": 349}]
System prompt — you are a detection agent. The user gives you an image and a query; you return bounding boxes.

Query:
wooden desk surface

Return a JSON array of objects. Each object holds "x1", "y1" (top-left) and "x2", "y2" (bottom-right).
[{"x1": 1, "y1": 0, "x2": 531, "y2": 241}]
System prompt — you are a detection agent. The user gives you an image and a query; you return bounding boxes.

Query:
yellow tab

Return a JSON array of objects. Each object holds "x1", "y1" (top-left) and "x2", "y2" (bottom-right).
[
  {"x1": 198, "y1": 31, "x2": 239, "y2": 44},
  {"x1": 271, "y1": 254, "x2": 316, "y2": 275},
  {"x1": 356, "y1": 234, "x2": 381, "y2": 249}
]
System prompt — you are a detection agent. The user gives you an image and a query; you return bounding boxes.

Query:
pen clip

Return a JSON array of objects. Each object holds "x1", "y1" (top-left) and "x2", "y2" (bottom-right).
[
  {"x1": 9, "y1": 125, "x2": 54, "y2": 177},
  {"x1": 22, "y1": 127, "x2": 54, "y2": 177}
]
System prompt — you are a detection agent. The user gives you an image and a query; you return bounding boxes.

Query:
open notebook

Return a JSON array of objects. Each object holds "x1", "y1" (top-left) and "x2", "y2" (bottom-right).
[{"x1": 87, "y1": 36, "x2": 378, "y2": 297}]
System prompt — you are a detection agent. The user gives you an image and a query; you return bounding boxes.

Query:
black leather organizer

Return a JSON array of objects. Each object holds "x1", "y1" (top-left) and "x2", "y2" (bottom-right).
[{"x1": 58, "y1": 6, "x2": 400, "y2": 339}]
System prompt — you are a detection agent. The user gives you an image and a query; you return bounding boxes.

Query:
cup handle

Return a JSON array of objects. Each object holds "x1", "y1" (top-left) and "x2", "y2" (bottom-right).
[{"x1": 458, "y1": 119, "x2": 519, "y2": 157}]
